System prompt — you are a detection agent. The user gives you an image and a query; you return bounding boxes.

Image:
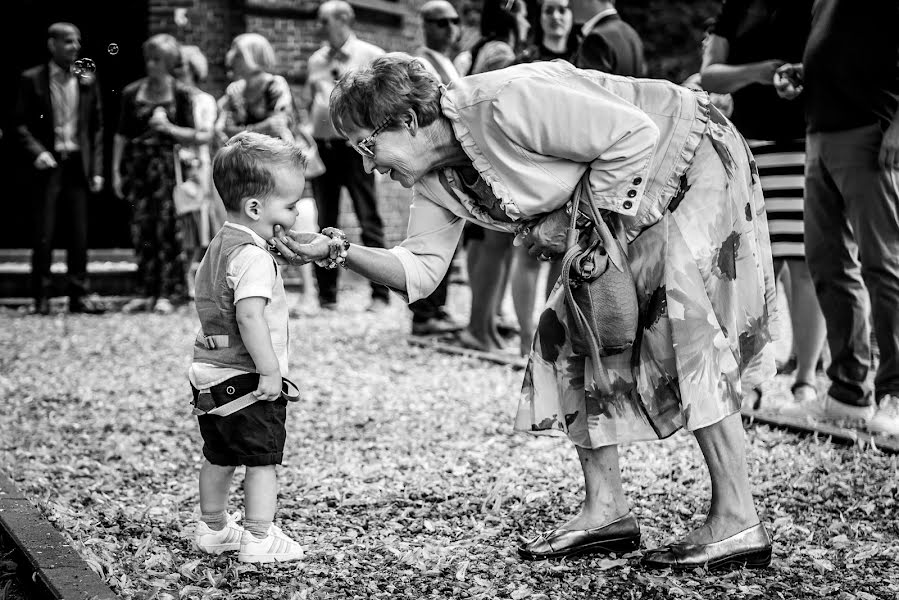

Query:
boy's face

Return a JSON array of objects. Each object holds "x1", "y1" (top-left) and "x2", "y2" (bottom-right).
[{"x1": 256, "y1": 166, "x2": 306, "y2": 237}]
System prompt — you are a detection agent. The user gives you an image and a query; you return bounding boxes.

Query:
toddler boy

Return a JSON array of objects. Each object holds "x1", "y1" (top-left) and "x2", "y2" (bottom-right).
[{"x1": 189, "y1": 131, "x2": 306, "y2": 563}]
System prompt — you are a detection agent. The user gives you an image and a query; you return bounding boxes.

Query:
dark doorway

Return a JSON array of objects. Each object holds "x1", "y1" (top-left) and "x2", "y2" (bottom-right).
[{"x1": 0, "y1": 0, "x2": 148, "y2": 249}]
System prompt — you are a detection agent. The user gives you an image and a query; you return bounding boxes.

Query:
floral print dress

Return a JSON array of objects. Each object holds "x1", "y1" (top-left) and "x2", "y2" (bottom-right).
[{"x1": 514, "y1": 107, "x2": 778, "y2": 448}]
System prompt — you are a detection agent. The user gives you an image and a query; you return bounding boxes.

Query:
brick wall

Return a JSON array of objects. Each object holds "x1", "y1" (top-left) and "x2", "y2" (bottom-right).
[{"x1": 149, "y1": 0, "x2": 422, "y2": 247}]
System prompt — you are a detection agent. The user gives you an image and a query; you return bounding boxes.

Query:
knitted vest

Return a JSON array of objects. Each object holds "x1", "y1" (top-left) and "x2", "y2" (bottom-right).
[{"x1": 192, "y1": 225, "x2": 276, "y2": 371}]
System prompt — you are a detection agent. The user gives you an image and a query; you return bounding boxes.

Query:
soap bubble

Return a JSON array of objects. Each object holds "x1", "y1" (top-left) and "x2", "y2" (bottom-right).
[
  {"x1": 107, "y1": 43, "x2": 119, "y2": 55},
  {"x1": 73, "y1": 58, "x2": 96, "y2": 78}
]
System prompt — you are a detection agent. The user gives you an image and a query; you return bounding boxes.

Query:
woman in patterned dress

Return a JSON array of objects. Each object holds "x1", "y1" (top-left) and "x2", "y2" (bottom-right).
[
  {"x1": 113, "y1": 34, "x2": 199, "y2": 313},
  {"x1": 272, "y1": 54, "x2": 778, "y2": 571}
]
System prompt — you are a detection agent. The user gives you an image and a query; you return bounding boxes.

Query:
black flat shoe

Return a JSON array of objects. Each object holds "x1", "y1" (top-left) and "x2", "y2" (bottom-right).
[
  {"x1": 517, "y1": 513, "x2": 640, "y2": 560},
  {"x1": 641, "y1": 523, "x2": 772, "y2": 571}
]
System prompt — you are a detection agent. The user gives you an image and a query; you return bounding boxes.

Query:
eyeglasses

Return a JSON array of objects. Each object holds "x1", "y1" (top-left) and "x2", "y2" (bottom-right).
[
  {"x1": 353, "y1": 115, "x2": 393, "y2": 158},
  {"x1": 425, "y1": 17, "x2": 460, "y2": 27}
]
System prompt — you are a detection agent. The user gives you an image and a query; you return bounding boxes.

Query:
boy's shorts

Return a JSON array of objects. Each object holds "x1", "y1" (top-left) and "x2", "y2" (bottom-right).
[{"x1": 192, "y1": 373, "x2": 287, "y2": 467}]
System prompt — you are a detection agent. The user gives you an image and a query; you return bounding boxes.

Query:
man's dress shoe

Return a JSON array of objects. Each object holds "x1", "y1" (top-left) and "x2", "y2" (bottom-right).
[
  {"x1": 517, "y1": 513, "x2": 640, "y2": 560},
  {"x1": 34, "y1": 298, "x2": 51, "y2": 315},
  {"x1": 69, "y1": 297, "x2": 106, "y2": 314},
  {"x1": 641, "y1": 522, "x2": 772, "y2": 571}
]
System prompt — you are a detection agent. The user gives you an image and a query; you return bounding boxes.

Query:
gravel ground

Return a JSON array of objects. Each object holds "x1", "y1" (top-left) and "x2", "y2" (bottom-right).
[{"x1": 0, "y1": 279, "x2": 897, "y2": 599}]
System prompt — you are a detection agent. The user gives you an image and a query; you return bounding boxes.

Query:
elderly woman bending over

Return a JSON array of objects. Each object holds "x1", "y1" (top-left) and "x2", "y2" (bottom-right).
[{"x1": 272, "y1": 54, "x2": 778, "y2": 571}]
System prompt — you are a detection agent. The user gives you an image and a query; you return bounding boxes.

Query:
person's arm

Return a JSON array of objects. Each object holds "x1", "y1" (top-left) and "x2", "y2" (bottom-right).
[
  {"x1": 112, "y1": 133, "x2": 126, "y2": 198},
  {"x1": 271, "y1": 183, "x2": 467, "y2": 303},
  {"x1": 89, "y1": 80, "x2": 104, "y2": 191},
  {"x1": 491, "y1": 73, "x2": 659, "y2": 218},
  {"x1": 230, "y1": 248, "x2": 282, "y2": 400},
  {"x1": 880, "y1": 109, "x2": 899, "y2": 168},
  {"x1": 576, "y1": 33, "x2": 615, "y2": 72},
  {"x1": 700, "y1": 34, "x2": 784, "y2": 94},
  {"x1": 235, "y1": 297, "x2": 282, "y2": 400},
  {"x1": 14, "y1": 72, "x2": 54, "y2": 169}
]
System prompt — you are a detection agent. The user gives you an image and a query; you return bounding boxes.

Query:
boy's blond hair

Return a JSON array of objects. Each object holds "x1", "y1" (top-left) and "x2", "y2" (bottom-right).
[{"x1": 213, "y1": 132, "x2": 307, "y2": 212}]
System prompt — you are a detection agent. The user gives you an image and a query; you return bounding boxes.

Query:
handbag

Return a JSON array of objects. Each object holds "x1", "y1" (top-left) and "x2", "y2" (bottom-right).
[
  {"x1": 560, "y1": 175, "x2": 639, "y2": 391},
  {"x1": 172, "y1": 145, "x2": 205, "y2": 217}
]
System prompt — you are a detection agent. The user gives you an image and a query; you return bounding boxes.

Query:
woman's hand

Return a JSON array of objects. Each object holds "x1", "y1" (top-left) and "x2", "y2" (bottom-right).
[
  {"x1": 517, "y1": 207, "x2": 569, "y2": 261},
  {"x1": 268, "y1": 225, "x2": 332, "y2": 265}
]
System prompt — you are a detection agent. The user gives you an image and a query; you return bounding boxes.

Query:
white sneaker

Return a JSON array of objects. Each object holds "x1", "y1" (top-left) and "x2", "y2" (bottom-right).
[
  {"x1": 194, "y1": 516, "x2": 243, "y2": 555},
  {"x1": 779, "y1": 392, "x2": 874, "y2": 427},
  {"x1": 153, "y1": 298, "x2": 175, "y2": 314},
  {"x1": 238, "y1": 525, "x2": 304, "y2": 564},
  {"x1": 868, "y1": 394, "x2": 899, "y2": 436}
]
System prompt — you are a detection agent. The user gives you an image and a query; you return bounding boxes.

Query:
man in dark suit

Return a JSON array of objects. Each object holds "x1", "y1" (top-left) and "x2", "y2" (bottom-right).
[
  {"x1": 575, "y1": 0, "x2": 646, "y2": 77},
  {"x1": 15, "y1": 22, "x2": 105, "y2": 315}
]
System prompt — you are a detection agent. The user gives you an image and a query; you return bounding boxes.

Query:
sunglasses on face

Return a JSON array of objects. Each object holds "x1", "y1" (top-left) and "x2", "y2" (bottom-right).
[
  {"x1": 353, "y1": 116, "x2": 393, "y2": 158},
  {"x1": 542, "y1": 5, "x2": 569, "y2": 15},
  {"x1": 425, "y1": 17, "x2": 460, "y2": 27}
]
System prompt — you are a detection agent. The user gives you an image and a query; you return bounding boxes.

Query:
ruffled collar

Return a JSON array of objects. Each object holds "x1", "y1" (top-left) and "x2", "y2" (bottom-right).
[{"x1": 440, "y1": 91, "x2": 524, "y2": 222}]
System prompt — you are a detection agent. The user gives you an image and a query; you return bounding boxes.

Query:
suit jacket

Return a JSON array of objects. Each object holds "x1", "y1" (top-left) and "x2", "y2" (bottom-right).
[
  {"x1": 575, "y1": 13, "x2": 646, "y2": 77},
  {"x1": 14, "y1": 63, "x2": 104, "y2": 179}
]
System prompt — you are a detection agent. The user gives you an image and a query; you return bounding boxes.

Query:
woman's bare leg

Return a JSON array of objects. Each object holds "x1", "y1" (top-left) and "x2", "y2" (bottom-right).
[
  {"x1": 685, "y1": 413, "x2": 760, "y2": 544},
  {"x1": 787, "y1": 258, "x2": 827, "y2": 386},
  {"x1": 465, "y1": 231, "x2": 513, "y2": 351},
  {"x1": 560, "y1": 444, "x2": 631, "y2": 530},
  {"x1": 510, "y1": 246, "x2": 541, "y2": 356}
]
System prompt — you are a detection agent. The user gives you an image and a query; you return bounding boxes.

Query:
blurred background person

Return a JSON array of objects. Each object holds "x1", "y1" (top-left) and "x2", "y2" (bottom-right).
[
  {"x1": 511, "y1": 0, "x2": 580, "y2": 352},
  {"x1": 217, "y1": 33, "x2": 296, "y2": 143},
  {"x1": 15, "y1": 22, "x2": 105, "y2": 315},
  {"x1": 409, "y1": 0, "x2": 465, "y2": 336},
  {"x1": 701, "y1": 0, "x2": 825, "y2": 411},
  {"x1": 575, "y1": 0, "x2": 645, "y2": 76},
  {"x1": 451, "y1": 0, "x2": 534, "y2": 353},
  {"x1": 519, "y1": 0, "x2": 579, "y2": 63},
  {"x1": 453, "y1": 0, "x2": 483, "y2": 76},
  {"x1": 173, "y1": 44, "x2": 221, "y2": 299},
  {"x1": 113, "y1": 34, "x2": 200, "y2": 314},
  {"x1": 306, "y1": 0, "x2": 389, "y2": 312}
]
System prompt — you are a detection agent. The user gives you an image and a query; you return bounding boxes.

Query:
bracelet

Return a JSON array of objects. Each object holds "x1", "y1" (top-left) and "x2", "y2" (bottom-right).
[{"x1": 321, "y1": 227, "x2": 350, "y2": 269}]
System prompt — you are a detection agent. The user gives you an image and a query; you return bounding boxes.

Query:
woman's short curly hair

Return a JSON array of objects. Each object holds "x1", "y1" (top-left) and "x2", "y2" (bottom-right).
[{"x1": 329, "y1": 53, "x2": 443, "y2": 136}]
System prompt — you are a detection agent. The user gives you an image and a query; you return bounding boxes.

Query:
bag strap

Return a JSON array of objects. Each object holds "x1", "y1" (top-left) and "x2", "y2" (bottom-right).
[
  {"x1": 193, "y1": 377, "x2": 301, "y2": 417},
  {"x1": 568, "y1": 175, "x2": 627, "y2": 272},
  {"x1": 561, "y1": 174, "x2": 624, "y2": 393}
]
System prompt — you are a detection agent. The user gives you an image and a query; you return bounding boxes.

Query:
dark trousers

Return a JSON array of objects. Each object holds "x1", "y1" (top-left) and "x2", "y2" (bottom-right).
[
  {"x1": 805, "y1": 124, "x2": 899, "y2": 405},
  {"x1": 312, "y1": 138, "x2": 389, "y2": 303},
  {"x1": 31, "y1": 152, "x2": 89, "y2": 301},
  {"x1": 410, "y1": 271, "x2": 450, "y2": 323}
]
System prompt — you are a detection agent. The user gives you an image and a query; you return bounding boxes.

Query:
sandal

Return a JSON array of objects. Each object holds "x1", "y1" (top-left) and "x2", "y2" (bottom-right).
[{"x1": 790, "y1": 381, "x2": 818, "y2": 404}]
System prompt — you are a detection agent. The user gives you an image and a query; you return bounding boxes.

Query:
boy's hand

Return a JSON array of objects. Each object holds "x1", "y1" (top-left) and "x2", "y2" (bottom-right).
[{"x1": 253, "y1": 373, "x2": 282, "y2": 401}]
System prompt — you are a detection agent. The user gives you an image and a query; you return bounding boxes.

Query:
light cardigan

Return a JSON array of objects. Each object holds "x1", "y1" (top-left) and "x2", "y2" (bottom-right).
[{"x1": 388, "y1": 60, "x2": 711, "y2": 303}]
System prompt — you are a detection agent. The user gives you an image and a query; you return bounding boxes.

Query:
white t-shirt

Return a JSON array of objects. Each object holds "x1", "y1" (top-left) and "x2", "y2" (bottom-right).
[{"x1": 189, "y1": 222, "x2": 289, "y2": 389}]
